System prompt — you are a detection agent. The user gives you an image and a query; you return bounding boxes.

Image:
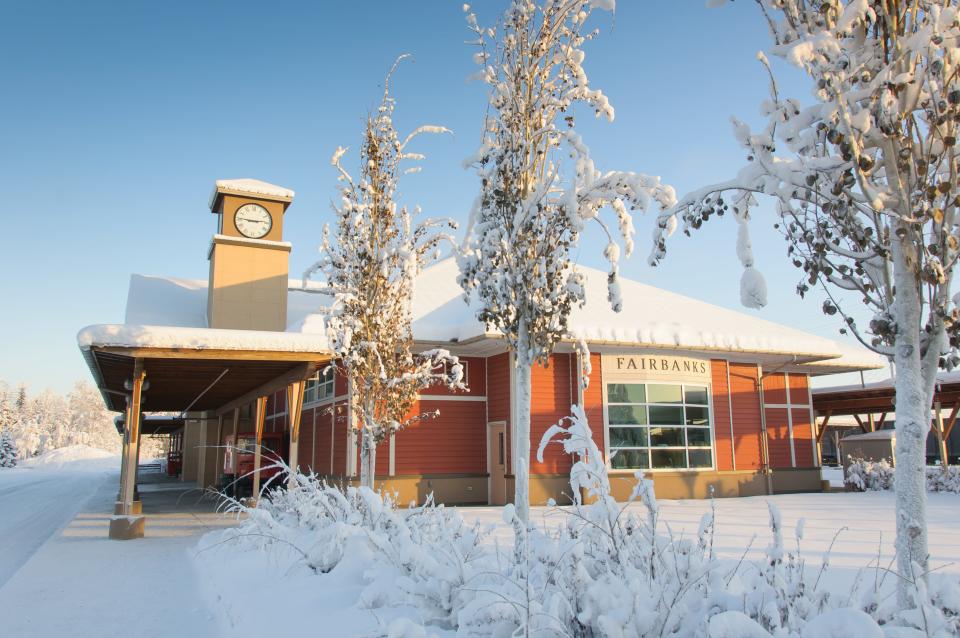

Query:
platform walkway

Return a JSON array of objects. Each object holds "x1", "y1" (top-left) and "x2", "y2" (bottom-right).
[{"x1": 0, "y1": 467, "x2": 239, "y2": 637}]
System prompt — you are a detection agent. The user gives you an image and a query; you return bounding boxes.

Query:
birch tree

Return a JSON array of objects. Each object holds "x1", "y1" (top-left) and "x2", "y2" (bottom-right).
[
  {"x1": 649, "y1": 0, "x2": 960, "y2": 609},
  {"x1": 304, "y1": 58, "x2": 466, "y2": 490},
  {"x1": 458, "y1": 1, "x2": 677, "y2": 523}
]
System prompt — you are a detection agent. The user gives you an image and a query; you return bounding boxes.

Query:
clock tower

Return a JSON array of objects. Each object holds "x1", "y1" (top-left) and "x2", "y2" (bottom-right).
[{"x1": 207, "y1": 178, "x2": 295, "y2": 331}]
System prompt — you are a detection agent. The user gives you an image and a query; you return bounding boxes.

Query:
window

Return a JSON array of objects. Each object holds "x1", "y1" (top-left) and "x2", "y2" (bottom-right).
[
  {"x1": 606, "y1": 382, "x2": 713, "y2": 471},
  {"x1": 304, "y1": 367, "x2": 335, "y2": 404}
]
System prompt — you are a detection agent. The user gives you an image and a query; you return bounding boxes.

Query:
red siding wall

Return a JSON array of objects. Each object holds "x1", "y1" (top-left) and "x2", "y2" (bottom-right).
[
  {"x1": 529, "y1": 354, "x2": 575, "y2": 475},
  {"x1": 711, "y1": 359, "x2": 735, "y2": 471},
  {"x1": 423, "y1": 357, "x2": 487, "y2": 397},
  {"x1": 395, "y1": 399, "x2": 487, "y2": 474},
  {"x1": 487, "y1": 352, "x2": 511, "y2": 471},
  {"x1": 762, "y1": 372, "x2": 788, "y2": 406},
  {"x1": 764, "y1": 407, "x2": 793, "y2": 468},
  {"x1": 789, "y1": 373, "x2": 815, "y2": 467},
  {"x1": 585, "y1": 353, "x2": 605, "y2": 458},
  {"x1": 729, "y1": 362, "x2": 763, "y2": 469}
]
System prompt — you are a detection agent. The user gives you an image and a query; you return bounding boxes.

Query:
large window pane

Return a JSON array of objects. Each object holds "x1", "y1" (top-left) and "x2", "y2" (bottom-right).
[
  {"x1": 685, "y1": 406, "x2": 710, "y2": 426},
  {"x1": 686, "y1": 428, "x2": 711, "y2": 447},
  {"x1": 607, "y1": 383, "x2": 646, "y2": 404},
  {"x1": 688, "y1": 449, "x2": 713, "y2": 468},
  {"x1": 651, "y1": 449, "x2": 687, "y2": 469},
  {"x1": 648, "y1": 405, "x2": 684, "y2": 425},
  {"x1": 611, "y1": 449, "x2": 649, "y2": 470},
  {"x1": 608, "y1": 405, "x2": 647, "y2": 425},
  {"x1": 609, "y1": 427, "x2": 648, "y2": 447},
  {"x1": 647, "y1": 384, "x2": 683, "y2": 404},
  {"x1": 684, "y1": 386, "x2": 709, "y2": 405},
  {"x1": 649, "y1": 427, "x2": 684, "y2": 447}
]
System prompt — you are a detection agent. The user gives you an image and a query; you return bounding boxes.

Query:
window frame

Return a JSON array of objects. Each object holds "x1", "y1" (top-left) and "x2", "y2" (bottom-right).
[
  {"x1": 603, "y1": 379, "x2": 717, "y2": 473},
  {"x1": 303, "y1": 367, "x2": 336, "y2": 406}
]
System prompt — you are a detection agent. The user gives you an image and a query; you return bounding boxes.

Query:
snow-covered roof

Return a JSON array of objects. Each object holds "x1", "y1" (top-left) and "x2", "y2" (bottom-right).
[
  {"x1": 77, "y1": 324, "x2": 330, "y2": 354},
  {"x1": 118, "y1": 258, "x2": 882, "y2": 371},
  {"x1": 840, "y1": 429, "x2": 895, "y2": 441},
  {"x1": 209, "y1": 178, "x2": 295, "y2": 208}
]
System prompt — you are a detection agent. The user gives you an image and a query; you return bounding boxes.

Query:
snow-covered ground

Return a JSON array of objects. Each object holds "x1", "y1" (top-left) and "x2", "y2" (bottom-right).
[
  {"x1": 0, "y1": 446, "x2": 118, "y2": 588},
  {"x1": 194, "y1": 491, "x2": 960, "y2": 637},
  {"x1": 0, "y1": 450, "x2": 233, "y2": 637}
]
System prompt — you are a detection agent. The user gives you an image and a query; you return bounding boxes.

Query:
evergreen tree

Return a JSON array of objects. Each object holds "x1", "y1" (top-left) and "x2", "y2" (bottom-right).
[{"x1": 0, "y1": 429, "x2": 18, "y2": 468}]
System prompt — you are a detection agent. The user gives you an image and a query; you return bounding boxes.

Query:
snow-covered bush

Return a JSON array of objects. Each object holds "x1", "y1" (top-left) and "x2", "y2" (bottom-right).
[
  {"x1": 0, "y1": 429, "x2": 18, "y2": 468},
  {"x1": 846, "y1": 456, "x2": 960, "y2": 494},
  {"x1": 200, "y1": 413, "x2": 960, "y2": 636},
  {"x1": 845, "y1": 457, "x2": 895, "y2": 492}
]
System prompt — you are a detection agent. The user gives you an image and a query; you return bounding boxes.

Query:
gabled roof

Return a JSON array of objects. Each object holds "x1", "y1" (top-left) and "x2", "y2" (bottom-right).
[{"x1": 118, "y1": 258, "x2": 884, "y2": 373}]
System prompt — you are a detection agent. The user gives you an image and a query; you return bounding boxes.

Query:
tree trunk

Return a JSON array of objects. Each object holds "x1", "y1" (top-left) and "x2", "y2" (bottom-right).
[
  {"x1": 359, "y1": 428, "x2": 377, "y2": 490},
  {"x1": 891, "y1": 235, "x2": 930, "y2": 609},
  {"x1": 514, "y1": 323, "x2": 532, "y2": 525}
]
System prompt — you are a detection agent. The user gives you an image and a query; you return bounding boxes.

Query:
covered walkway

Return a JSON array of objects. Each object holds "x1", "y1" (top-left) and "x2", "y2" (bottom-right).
[
  {"x1": 78, "y1": 325, "x2": 330, "y2": 539},
  {"x1": 812, "y1": 372, "x2": 960, "y2": 466}
]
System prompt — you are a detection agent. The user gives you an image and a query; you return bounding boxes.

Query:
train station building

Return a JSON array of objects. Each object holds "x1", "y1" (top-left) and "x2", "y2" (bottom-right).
[{"x1": 77, "y1": 178, "x2": 884, "y2": 539}]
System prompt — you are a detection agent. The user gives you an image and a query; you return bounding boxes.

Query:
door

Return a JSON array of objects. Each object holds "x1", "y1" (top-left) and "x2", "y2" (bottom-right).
[{"x1": 488, "y1": 422, "x2": 507, "y2": 505}]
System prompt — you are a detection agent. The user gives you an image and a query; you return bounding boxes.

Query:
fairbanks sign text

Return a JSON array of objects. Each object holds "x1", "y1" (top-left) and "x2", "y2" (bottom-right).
[{"x1": 602, "y1": 354, "x2": 711, "y2": 380}]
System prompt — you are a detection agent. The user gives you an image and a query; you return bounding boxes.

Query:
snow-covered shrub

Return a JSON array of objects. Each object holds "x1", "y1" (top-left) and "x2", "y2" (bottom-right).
[
  {"x1": 200, "y1": 414, "x2": 960, "y2": 636},
  {"x1": 846, "y1": 457, "x2": 960, "y2": 494},
  {"x1": 845, "y1": 457, "x2": 895, "y2": 491},
  {"x1": 0, "y1": 429, "x2": 17, "y2": 468}
]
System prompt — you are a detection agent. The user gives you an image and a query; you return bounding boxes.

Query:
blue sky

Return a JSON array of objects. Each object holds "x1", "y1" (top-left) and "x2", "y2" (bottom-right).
[{"x1": 0, "y1": 1, "x2": 884, "y2": 393}]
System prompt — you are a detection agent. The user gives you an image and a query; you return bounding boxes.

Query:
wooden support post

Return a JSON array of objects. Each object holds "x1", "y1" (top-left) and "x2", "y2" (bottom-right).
[
  {"x1": 231, "y1": 408, "x2": 240, "y2": 475},
  {"x1": 117, "y1": 401, "x2": 133, "y2": 511},
  {"x1": 251, "y1": 396, "x2": 267, "y2": 500},
  {"x1": 867, "y1": 412, "x2": 876, "y2": 432},
  {"x1": 286, "y1": 380, "x2": 306, "y2": 489},
  {"x1": 877, "y1": 412, "x2": 888, "y2": 429},
  {"x1": 121, "y1": 361, "x2": 145, "y2": 514},
  {"x1": 110, "y1": 360, "x2": 146, "y2": 540},
  {"x1": 215, "y1": 413, "x2": 224, "y2": 487},
  {"x1": 935, "y1": 401, "x2": 949, "y2": 469},
  {"x1": 815, "y1": 412, "x2": 831, "y2": 466}
]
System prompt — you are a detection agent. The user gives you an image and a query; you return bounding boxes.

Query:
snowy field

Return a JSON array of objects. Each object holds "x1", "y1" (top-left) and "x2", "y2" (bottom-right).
[{"x1": 194, "y1": 491, "x2": 960, "y2": 637}]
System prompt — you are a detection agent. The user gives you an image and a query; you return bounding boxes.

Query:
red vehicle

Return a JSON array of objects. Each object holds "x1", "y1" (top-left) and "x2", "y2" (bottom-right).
[{"x1": 222, "y1": 432, "x2": 287, "y2": 497}]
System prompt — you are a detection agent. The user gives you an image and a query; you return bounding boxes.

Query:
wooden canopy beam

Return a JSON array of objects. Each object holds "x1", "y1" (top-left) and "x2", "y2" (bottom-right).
[
  {"x1": 215, "y1": 361, "x2": 324, "y2": 416},
  {"x1": 852, "y1": 413, "x2": 867, "y2": 433},
  {"x1": 816, "y1": 411, "x2": 832, "y2": 443},
  {"x1": 944, "y1": 400, "x2": 960, "y2": 440}
]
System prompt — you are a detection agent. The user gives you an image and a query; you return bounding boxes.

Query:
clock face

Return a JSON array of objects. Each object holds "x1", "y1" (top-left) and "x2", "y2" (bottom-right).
[{"x1": 234, "y1": 203, "x2": 272, "y2": 239}]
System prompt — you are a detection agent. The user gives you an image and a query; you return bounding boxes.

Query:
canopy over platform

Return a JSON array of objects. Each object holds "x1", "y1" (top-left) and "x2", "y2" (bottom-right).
[
  {"x1": 78, "y1": 324, "x2": 331, "y2": 414},
  {"x1": 812, "y1": 372, "x2": 960, "y2": 416}
]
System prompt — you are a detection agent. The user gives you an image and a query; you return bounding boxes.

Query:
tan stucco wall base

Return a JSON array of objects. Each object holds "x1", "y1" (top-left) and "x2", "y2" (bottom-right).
[
  {"x1": 770, "y1": 468, "x2": 824, "y2": 494},
  {"x1": 311, "y1": 468, "x2": 824, "y2": 507}
]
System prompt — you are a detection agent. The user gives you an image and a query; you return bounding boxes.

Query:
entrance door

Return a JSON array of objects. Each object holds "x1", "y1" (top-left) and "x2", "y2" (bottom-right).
[{"x1": 488, "y1": 422, "x2": 507, "y2": 505}]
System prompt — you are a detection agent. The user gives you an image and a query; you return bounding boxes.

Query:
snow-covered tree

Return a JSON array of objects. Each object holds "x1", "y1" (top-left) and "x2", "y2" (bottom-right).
[
  {"x1": 304, "y1": 57, "x2": 466, "y2": 490},
  {"x1": 649, "y1": 0, "x2": 960, "y2": 609},
  {"x1": 458, "y1": 1, "x2": 676, "y2": 522},
  {"x1": 0, "y1": 429, "x2": 17, "y2": 468}
]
